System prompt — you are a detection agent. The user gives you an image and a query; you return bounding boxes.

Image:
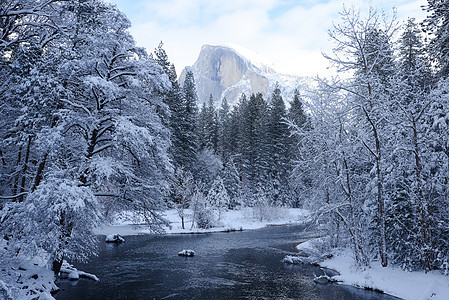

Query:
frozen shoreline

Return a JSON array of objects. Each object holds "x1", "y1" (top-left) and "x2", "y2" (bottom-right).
[
  {"x1": 294, "y1": 240, "x2": 449, "y2": 300},
  {"x1": 94, "y1": 207, "x2": 311, "y2": 236}
]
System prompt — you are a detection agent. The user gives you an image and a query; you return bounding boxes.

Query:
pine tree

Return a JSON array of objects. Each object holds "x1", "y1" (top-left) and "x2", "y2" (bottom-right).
[
  {"x1": 197, "y1": 102, "x2": 208, "y2": 150},
  {"x1": 240, "y1": 93, "x2": 269, "y2": 188},
  {"x1": 205, "y1": 95, "x2": 219, "y2": 153},
  {"x1": 221, "y1": 158, "x2": 242, "y2": 209},
  {"x1": 268, "y1": 84, "x2": 291, "y2": 205},
  {"x1": 423, "y1": 0, "x2": 449, "y2": 77},
  {"x1": 218, "y1": 97, "x2": 232, "y2": 162},
  {"x1": 199, "y1": 95, "x2": 219, "y2": 153},
  {"x1": 288, "y1": 89, "x2": 309, "y2": 129},
  {"x1": 287, "y1": 89, "x2": 310, "y2": 183},
  {"x1": 152, "y1": 43, "x2": 187, "y2": 171},
  {"x1": 180, "y1": 70, "x2": 199, "y2": 171},
  {"x1": 384, "y1": 18, "x2": 435, "y2": 271},
  {"x1": 206, "y1": 176, "x2": 230, "y2": 220}
]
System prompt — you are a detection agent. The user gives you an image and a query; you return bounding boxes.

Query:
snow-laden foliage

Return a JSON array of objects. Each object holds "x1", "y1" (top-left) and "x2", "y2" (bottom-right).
[
  {"x1": 2, "y1": 177, "x2": 102, "y2": 262},
  {"x1": 191, "y1": 189, "x2": 217, "y2": 229},
  {"x1": 289, "y1": 4, "x2": 449, "y2": 273},
  {"x1": 206, "y1": 177, "x2": 230, "y2": 220},
  {"x1": 0, "y1": 0, "x2": 172, "y2": 280}
]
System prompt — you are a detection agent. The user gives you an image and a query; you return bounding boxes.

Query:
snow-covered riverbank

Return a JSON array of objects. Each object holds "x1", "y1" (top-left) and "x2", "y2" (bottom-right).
[
  {"x1": 293, "y1": 240, "x2": 449, "y2": 300},
  {"x1": 0, "y1": 244, "x2": 58, "y2": 300},
  {"x1": 320, "y1": 252, "x2": 449, "y2": 300},
  {"x1": 95, "y1": 207, "x2": 310, "y2": 236}
]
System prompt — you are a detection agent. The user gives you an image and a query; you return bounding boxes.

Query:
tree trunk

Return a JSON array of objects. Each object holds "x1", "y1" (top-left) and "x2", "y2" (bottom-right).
[
  {"x1": 412, "y1": 120, "x2": 431, "y2": 272},
  {"x1": 363, "y1": 106, "x2": 387, "y2": 267},
  {"x1": 52, "y1": 251, "x2": 64, "y2": 277},
  {"x1": 12, "y1": 146, "x2": 23, "y2": 197},
  {"x1": 0, "y1": 148, "x2": 6, "y2": 167},
  {"x1": 18, "y1": 135, "x2": 32, "y2": 202},
  {"x1": 31, "y1": 153, "x2": 48, "y2": 192}
]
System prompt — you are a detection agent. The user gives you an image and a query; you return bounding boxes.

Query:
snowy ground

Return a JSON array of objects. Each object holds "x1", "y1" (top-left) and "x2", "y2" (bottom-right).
[
  {"x1": 94, "y1": 207, "x2": 310, "y2": 236},
  {"x1": 0, "y1": 242, "x2": 57, "y2": 300},
  {"x1": 295, "y1": 240, "x2": 449, "y2": 300}
]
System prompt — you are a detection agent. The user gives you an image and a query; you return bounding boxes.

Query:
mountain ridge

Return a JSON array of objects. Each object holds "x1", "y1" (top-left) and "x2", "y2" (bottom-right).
[{"x1": 179, "y1": 44, "x2": 309, "y2": 107}]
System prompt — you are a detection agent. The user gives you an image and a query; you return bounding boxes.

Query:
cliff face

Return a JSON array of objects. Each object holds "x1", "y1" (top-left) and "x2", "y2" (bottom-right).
[{"x1": 179, "y1": 44, "x2": 307, "y2": 107}]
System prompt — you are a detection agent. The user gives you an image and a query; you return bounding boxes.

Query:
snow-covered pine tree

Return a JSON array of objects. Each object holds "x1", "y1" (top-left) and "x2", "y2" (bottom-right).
[
  {"x1": 423, "y1": 0, "x2": 449, "y2": 77},
  {"x1": 218, "y1": 97, "x2": 232, "y2": 163},
  {"x1": 288, "y1": 89, "x2": 309, "y2": 129},
  {"x1": 197, "y1": 101, "x2": 208, "y2": 150},
  {"x1": 181, "y1": 70, "x2": 199, "y2": 171},
  {"x1": 385, "y1": 18, "x2": 436, "y2": 272},
  {"x1": 205, "y1": 95, "x2": 219, "y2": 153},
  {"x1": 268, "y1": 83, "x2": 291, "y2": 206},
  {"x1": 206, "y1": 176, "x2": 230, "y2": 221},
  {"x1": 221, "y1": 158, "x2": 242, "y2": 209},
  {"x1": 286, "y1": 89, "x2": 310, "y2": 206},
  {"x1": 239, "y1": 93, "x2": 269, "y2": 192}
]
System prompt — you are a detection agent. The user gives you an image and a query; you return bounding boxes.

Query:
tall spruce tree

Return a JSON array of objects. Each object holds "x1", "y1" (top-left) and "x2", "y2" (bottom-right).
[
  {"x1": 181, "y1": 70, "x2": 199, "y2": 171},
  {"x1": 268, "y1": 84, "x2": 290, "y2": 205},
  {"x1": 218, "y1": 97, "x2": 232, "y2": 162},
  {"x1": 424, "y1": 0, "x2": 449, "y2": 77}
]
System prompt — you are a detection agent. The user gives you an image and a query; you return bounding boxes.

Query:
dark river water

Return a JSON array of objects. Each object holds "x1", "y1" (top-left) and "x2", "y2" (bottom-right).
[{"x1": 56, "y1": 225, "x2": 398, "y2": 300}]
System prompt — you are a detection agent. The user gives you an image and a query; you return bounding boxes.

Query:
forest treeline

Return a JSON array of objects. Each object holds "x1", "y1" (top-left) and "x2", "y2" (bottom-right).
[{"x1": 1, "y1": 0, "x2": 449, "y2": 276}]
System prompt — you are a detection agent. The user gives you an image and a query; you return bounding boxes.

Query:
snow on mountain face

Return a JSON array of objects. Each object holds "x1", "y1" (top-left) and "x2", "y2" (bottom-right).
[{"x1": 179, "y1": 44, "x2": 310, "y2": 107}]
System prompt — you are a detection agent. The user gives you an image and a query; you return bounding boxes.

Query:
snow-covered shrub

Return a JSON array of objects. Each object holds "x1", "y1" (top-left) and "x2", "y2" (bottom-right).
[
  {"x1": 190, "y1": 189, "x2": 218, "y2": 229},
  {"x1": 2, "y1": 176, "x2": 102, "y2": 266},
  {"x1": 252, "y1": 203, "x2": 284, "y2": 222},
  {"x1": 251, "y1": 189, "x2": 284, "y2": 222},
  {"x1": 195, "y1": 205, "x2": 217, "y2": 229}
]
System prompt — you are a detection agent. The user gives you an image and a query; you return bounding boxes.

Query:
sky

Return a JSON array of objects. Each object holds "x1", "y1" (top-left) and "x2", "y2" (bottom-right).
[{"x1": 106, "y1": 0, "x2": 428, "y2": 77}]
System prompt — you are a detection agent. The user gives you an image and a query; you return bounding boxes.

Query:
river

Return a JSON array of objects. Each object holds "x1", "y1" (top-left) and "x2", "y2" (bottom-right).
[{"x1": 56, "y1": 225, "x2": 398, "y2": 299}]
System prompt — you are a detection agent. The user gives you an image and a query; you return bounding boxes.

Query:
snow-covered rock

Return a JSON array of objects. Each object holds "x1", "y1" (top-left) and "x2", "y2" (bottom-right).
[
  {"x1": 105, "y1": 234, "x2": 124, "y2": 243},
  {"x1": 283, "y1": 255, "x2": 304, "y2": 265},
  {"x1": 178, "y1": 249, "x2": 195, "y2": 257},
  {"x1": 68, "y1": 271, "x2": 79, "y2": 281},
  {"x1": 59, "y1": 261, "x2": 99, "y2": 281},
  {"x1": 313, "y1": 274, "x2": 338, "y2": 284},
  {"x1": 179, "y1": 44, "x2": 310, "y2": 108}
]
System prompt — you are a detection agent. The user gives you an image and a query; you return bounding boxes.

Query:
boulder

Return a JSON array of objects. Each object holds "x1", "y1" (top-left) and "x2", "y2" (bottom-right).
[
  {"x1": 178, "y1": 249, "x2": 195, "y2": 257},
  {"x1": 105, "y1": 234, "x2": 124, "y2": 243}
]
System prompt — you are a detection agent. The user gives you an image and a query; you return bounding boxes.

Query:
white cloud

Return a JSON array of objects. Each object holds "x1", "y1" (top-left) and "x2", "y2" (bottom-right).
[{"x1": 111, "y1": 0, "x2": 428, "y2": 77}]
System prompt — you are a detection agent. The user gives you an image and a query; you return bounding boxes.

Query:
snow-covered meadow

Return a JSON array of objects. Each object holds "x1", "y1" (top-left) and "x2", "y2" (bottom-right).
[{"x1": 95, "y1": 207, "x2": 310, "y2": 236}]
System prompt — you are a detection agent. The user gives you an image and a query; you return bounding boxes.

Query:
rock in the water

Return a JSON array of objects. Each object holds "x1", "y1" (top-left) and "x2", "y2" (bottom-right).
[
  {"x1": 313, "y1": 274, "x2": 337, "y2": 284},
  {"x1": 105, "y1": 234, "x2": 124, "y2": 243},
  {"x1": 68, "y1": 271, "x2": 79, "y2": 281},
  {"x1": 283, "y1": 255, "x2": 304, "y2": 265},
  {"x1": 178, "y1": 249, "x2": 195, "y2": 257}
]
